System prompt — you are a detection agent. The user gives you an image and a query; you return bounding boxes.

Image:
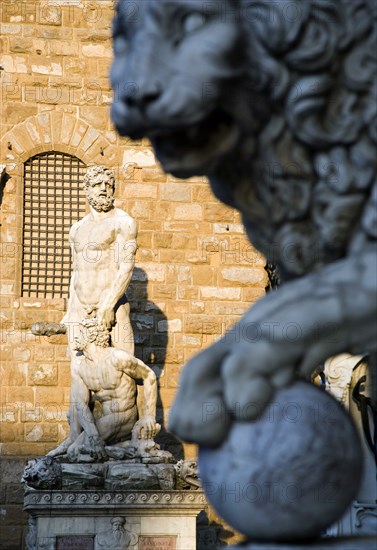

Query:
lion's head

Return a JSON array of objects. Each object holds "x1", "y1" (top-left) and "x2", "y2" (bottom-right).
[
  {"x1": 111, "y1": 0, "x2": 376, "y2": 276},
  {"x1": 22, "y1": 456, "x2": 62, "y2": 490},
  {"x1": 175, "y1": 459, "x2": 201, "y2": 489},
  {"x1": 111, "y1": 0, "x2": 262, "y2": 178}
]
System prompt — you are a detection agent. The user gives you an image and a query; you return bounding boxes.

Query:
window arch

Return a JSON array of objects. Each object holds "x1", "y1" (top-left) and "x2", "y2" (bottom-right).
[{"x1": 22, "y1": 151, "x2": 87, "y2": 298}]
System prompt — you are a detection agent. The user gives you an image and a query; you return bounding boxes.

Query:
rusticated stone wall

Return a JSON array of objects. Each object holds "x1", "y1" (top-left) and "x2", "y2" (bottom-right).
[
  {"x1": 0, "y1": 1, "x2": 267, "y2": 462},
  {"x1": 0, "y1": 1, "x2": 265, "y2": 547}
]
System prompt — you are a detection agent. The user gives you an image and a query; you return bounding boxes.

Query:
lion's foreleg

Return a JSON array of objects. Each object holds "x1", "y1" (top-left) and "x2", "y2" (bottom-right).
[{"x1": 169, "y1": 245, "x2": 376, "y2": 446}]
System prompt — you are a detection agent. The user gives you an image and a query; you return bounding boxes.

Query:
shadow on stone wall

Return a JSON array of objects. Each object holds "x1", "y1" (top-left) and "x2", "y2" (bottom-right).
[
  {"x1": 0, "y1": 457, "x2": 29, "y2": 550},
  {"x1": 128, "y1": 268, "x2": 184, "y2": 460}
]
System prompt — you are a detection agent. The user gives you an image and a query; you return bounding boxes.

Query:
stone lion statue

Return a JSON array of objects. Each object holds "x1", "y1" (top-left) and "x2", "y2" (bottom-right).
[
  {"x1": 175, "y1": 459, "x2": 201, "y2": 490},
  {"x1": 111, "y1": 0, "x2": 377, "y2": 446},
  {"x1": 22, "y1": 456, "x2": 62, "y2": 490}
]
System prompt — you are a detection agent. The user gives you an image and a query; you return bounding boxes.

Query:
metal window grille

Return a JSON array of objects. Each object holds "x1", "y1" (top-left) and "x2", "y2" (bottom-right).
[{"x1": 22, "y1": 151, "x2": 87, "y2": 298}]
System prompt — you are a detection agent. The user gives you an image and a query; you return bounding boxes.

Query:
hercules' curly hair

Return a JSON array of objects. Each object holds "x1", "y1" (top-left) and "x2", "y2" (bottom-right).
[{"x1": 83, "y1": 165, "x2": 115, "y2": 191}]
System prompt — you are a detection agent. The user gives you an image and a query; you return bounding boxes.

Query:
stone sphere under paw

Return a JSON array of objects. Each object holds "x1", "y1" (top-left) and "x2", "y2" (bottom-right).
[{"x1": 199, "y1": 380, "x2": 363, "y2": 542}]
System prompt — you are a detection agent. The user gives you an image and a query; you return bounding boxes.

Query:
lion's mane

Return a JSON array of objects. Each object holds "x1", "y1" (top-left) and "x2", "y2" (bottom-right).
[{"x1": 218, "y1": 0, "x2": 376, "y2": 277}]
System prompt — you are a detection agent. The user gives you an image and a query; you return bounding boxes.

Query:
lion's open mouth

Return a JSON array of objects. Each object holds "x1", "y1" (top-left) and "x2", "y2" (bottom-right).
[{"x1": 150, "y1": 110, "x2": 239, "y2": 177}]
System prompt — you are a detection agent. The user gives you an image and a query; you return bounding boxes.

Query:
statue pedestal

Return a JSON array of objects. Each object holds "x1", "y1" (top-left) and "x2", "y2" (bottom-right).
[{"x1": 24, "y1": 489, "x2": 206, "y2": 549}]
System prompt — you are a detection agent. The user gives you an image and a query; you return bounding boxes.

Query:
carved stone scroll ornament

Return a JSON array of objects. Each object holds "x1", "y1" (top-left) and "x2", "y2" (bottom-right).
[
  {"x1": 324, "y1": 354, "x2": 365, "y2": 405},
  {"x1": 111, "y1": 0, "x2": 376, "y2": 543}
]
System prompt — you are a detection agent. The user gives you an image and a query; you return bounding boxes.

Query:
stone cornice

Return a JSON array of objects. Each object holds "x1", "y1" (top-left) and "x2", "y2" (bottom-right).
[{"x1": 24, "y1": 489, "x2": 207, "y2": 515}]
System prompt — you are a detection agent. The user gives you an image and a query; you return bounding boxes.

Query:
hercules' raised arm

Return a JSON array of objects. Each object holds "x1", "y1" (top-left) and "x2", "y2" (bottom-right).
[{"x1": 97, "y1": 218, "x2": 137, "y2": 330}]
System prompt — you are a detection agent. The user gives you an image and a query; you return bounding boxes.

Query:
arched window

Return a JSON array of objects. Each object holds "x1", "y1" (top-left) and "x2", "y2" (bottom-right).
[{"x1": 22, "y1": 151, "x2": 87, "y2": 298}]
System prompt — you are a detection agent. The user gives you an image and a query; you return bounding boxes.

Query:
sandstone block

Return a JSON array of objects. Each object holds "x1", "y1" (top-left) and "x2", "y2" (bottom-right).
[
  {"x1": 6, "y1": 387, "x2": 34, "y2": 406},
  {"x1": 157, "y1": 319, "x2": 182, "y2": 333},
  {"x1": 212, "y1": 302, "x2": 248, "y2": 315},
  {"x1": 0, "y1": 458, "x2": 27, "y2": 484},
  {"x1": 0, "y1": 282, "x2": 14, "y2": 296},
  {"x1": 24, "y1": 424, "x2": 59, "y2": 442},
  {"x1": 174, "y1": 204, "x2": 203, "y2": 220},
  {"x1": 57, "y1": 363, "x2": 71, "y2": 387},
  {"x1": 0, "y1": 260, "x2": 16, "y2": 279},
  {"x1": 166, "y1": 265, "x2": 191, "y2": 284},
  {"x1": 165, "y1": 301, "x2": 189, "y2": 314},
  {"x1": 165, "y1": 347, "x2": 184, "y2": 364},
  {"x1": 192, "y1": 266, "x2": 215, "y2": 285},
  {"x1": 55, "y1": 346, "x2": 69, "y2": 361},
  {"x1": 129, "y1": 201, "x2": 151, "y2": 220},
  {"x1": 61, "y1": 113, "x2": 77, "y2": 144},
  {"x1": 172, "y1": 234, "x2": 197, "y2": 250},
  {"x1": 13, "y1": 347, "x2": 31, "y2": 361},
  {"x1": 14, "y1": 310, "x2": 49, "y2": 328},
  {"x1": 192, "y1": 185, "x2": 214, "y2": 202},
  {"x1": 160, "y1": 183, "x2": 191, "y2": 202},
  {"x1": 81, "y1": 43, "x2": 111, "y2": 57},
  {"x1": 79, "y1": 106, "x2": 109, "y2": 131},
  {"x1": 142, "y1": 263, "x2": 166, "y2": 282},
  {"x1": 20, "y1": 404, "x2": 43, "y2": 424},
  {"x1": 242, "y1": 287, "x2": 267, "y2": 303},
  {"x1": 0, "y1": 407, "x2": 18, "y2": 423},
  {"x1": 178, "y1": 286, "x2": 198, "y2": 300},
  {"x1": 153, "y1": 233, "x2": 173, "y2": 249},
  {"x1": 0, "y1": 344, "x2": 13, "y2": 361},
  {"x1": 159, "y1": 250, "x2": 186, "y2": 263},
  {"x1": 31, "y1": 59, "x2": 63, "y2": 76},
  {"x1": 0, "y1": 55, "x2": 27, "y2": 73},
  {"x1": 0, "y1": 24, "x2": 22, "y2": 35},
  {"x1": 0, "y1": 423, "x2": 24, "y2": 443},
  {"x1": 70, "y1": 121, "x2": 90, "y2": 148},
  {"x1": 152, "y1": 285, "x2": 177, "y2": 300},
  {"x1": 125, "y1": 183, "x2": 158, "y2": 199},
  {"x1": 42, "y1": 404, "x2": 68, "y2": 422},
  {"x1": 32, "y1": 345, "x2": 55, "y2": 361},
  {"x1": 152, "y1": 201, "x2": 171, "y2": 221},
  {"x1": 182, "y1": 335, "x2": 202, "y2": 347},
  {"x1": 200, "y1": 286, "x2": 241, "y2": 301},
  {"x1": 190, "y1": 301, "x2": 205, "y2": 313},
  {"x1": 63, "y1": 57, "x2": 89, "y2": 76},
  {"x1": 38, "y1": 5, "x2": 62, "y2": 26},
  {"x1": 80, "y1": 126, "x2": 100, "y2": 152},
  {"x1": 123, "y1": 148, "x2": 156, "y2": 169},
  {"x1": 131, "y1": 314, "x2": 154, "y2": 331},
  {"x1": 220, "y1": 267, "x2": 267, "y2": 287},
  {"x1": 185, "y1": 315, "x2": 221, "y2": 335},
  {"x1": 28, "y1": 363, "x2": 58, "y2": 386},
  {"x1": 49, "y1": 40, "x2": 78, "y2": 56},
  {"x1": 47, "y1": 298, "x2": 66, "y2": 312},
  {"x1": 1, "y1": 442, "x2": 46, "y2": 456},
  {"x1": 165, "y1": 364, "x2": 182, "y2": 388},
  {"x1": 35, "y1": 386, "x2": 66, "y2": 406},
  {"x1": 214, "y1": 223, "x2": 244, "y2": 234},
  {"x1": 9, "y1": 38, "x2": 33, "y2": 53},
  {"x1": 141, "y1": 167, "x2": 167, "y2": 183}
]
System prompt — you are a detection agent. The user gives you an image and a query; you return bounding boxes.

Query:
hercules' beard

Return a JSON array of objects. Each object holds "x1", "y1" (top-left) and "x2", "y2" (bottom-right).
[{"x1": 87, "y1": 194, "x2": 114, "y2": 212}]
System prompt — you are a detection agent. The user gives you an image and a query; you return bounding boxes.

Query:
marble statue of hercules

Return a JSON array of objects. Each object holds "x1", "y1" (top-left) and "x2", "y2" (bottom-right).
[
  {"x1": 54, "y1": 318, "x2": 160, "y2": 462},
  {"x1": 49, "y1": 165, "x2": 145, "y2": 459}
]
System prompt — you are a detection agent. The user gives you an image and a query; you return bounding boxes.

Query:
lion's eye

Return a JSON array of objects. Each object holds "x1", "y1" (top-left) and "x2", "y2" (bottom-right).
[{"x1": 182, "y1": 12, "x2": 206, "y2": 34}]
